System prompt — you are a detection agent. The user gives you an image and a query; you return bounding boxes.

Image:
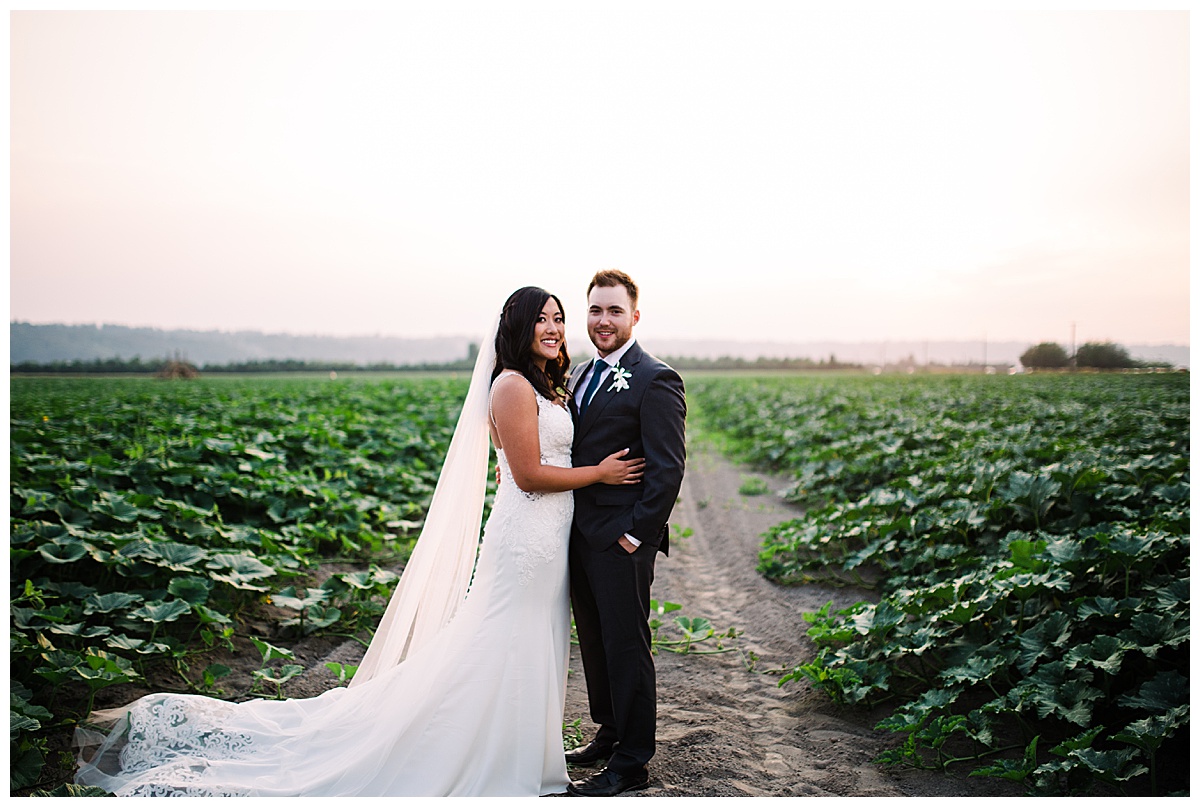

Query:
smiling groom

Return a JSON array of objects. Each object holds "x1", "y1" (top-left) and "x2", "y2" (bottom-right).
[{"x1": 565, "y1": 270, "x2": 687, "y2": 796}]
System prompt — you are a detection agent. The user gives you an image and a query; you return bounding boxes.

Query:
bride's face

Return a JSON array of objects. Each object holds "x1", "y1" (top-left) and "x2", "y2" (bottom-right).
[{"x1": 531, "y1": 297, "x2": 564, "y2": 367}]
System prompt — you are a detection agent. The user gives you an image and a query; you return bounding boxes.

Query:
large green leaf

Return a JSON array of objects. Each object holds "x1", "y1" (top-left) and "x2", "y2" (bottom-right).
[
  {"x1": 75, "y1": 651, "x2": 142, "y2": 689},
  {"x1": 83, "y1": 592, "x2": 143, "y2": 615},
  {"x1": 253, "y1": 663, "x2": 304, "y2": 688},
  {"x1": 282, "y1": 604, "x2": 342, "y2": 634},
  {"x1": 104, "y1": 634, "x2": 171, "y2": 655},
  {"x1": 940, "y1": 654, "x2": 1006, "y2": 687},
  {"x1": 1154, "y1": 578, "x2": 1189, "y2": 610},
  {"x1": 143, "y1": 541, "x2": 208, "y2": 571},
  {"x1": 47, "y1": 623, "x2": 111, "y2": 638},
  {"x1": 37, "y1": 537, "x2": 88, "y2": 564},
  {"x1": 1070, "y1": 747, "x2": 1148, "y2": 783},
  {"x1": 45, "y1": 580, "x2": 98, "y2": 600},
  {"x1": 1041, "y1": 536, "x2": 1084, "y2": 567},
  {"x1": 11, "y1": 741, "x2": 46, "y2": 790},
  {"x1": 11, "y1": 608, "x2": 49, "y2": 631},
  {"x1": 1075, "y1": 596, "x2": 1124, "y2": 621},
  {"x1": 129, "y1": 599, "x2": 191, "y2": 624},
  {"x1": 1117, "y1": 670, "x2": 1189, "y2": 712},
  {"x1": 1104, "y1": 529, "x2": 1171, "y2": 564},
  {"x1": 206, "y1": 553, "x2": 277, "y2": 590},
  {"x1": 904, "y1": 687, "x2": 960, "y2": 715},
  {"x1": 271, "y1": 586, "x2": 328, "y2": 611},
  {"x1": 1064, "y1": 634, "x2": 1134, "y2": 676},
  {"x1": 202, "y1": 437, "x2": 236, "y2": 453},
  {"x1": 92, "y1": 492, "x2": 140, "y2": 523},
  {"x1": 14, "y1": 487, "x2": 58, "y2": 516},
  {"x1": 193, "y1": 604, "x2": 233, "y2": 625},
  {"x1": 1017, "y1": 612, "x2": 1072, "y2": 674},
  {"x1": 971, "y1": 736, "x2": 1039, "y2": 782},
  {"x1": 249, "y1": 637, "x2": 295, "y2": 664},
  {"x1": 11, "y1": 710, "x2": 42, "y2": 739},
  {"x1": 1119, "y1": 611, "x2": 1187, "y2": 657},
  {"x1": 1114, "y1": 706, "x2": 1189, "y2": 754},
  {"x1": 1007, "y1": 536, "x2": 1048, "y2": 572},
  {"x1": 848, "y1": 600, "x2": 905, "y2": 636},
  {"x1": 1047, "y1": 725, "x2": 1105, "y2": 758},
  {"x1": 1028, "y1": 662, "x2": 1103, "y2": 726},
  {"x1": 168, "y1": 576, "x2": 213, "y2": 605},
  {"x1": 1002, "y1": 472, "x2": 1061, "y2": 527},
  {"x1": 10, "y1": 686, "x2": 53, "y2": 724}
]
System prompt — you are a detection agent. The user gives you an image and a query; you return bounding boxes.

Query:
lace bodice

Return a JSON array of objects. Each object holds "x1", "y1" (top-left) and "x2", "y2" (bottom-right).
[
  {"x1": 489, "y1": 371, "x2": 574, "y2": 585},
  {"x1": 489, "y1": 371, "x2": 573, "y2": 468}
]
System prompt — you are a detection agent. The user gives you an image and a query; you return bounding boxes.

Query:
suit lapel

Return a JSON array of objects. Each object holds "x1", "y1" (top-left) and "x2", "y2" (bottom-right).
[
  {"x1": 567, "y1": 361, "x2": 589, "y2": 422},
  {"x1": 567, "y1": 361, "x2": 588, "y2": 396}
]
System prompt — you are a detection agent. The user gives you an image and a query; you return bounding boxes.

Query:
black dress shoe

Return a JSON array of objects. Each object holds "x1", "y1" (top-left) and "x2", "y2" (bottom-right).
[
  {"x1": 567, "y1": 767, "x2": 649, "y2": 797},
  {"x1": 564, "y1": 741, "x2": 614, "y2": 766}
]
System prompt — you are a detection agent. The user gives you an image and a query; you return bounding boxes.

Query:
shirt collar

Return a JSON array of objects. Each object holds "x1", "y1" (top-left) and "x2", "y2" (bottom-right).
[{"x1": 596, "y1": 338, "x2": 636, "y2": 370}]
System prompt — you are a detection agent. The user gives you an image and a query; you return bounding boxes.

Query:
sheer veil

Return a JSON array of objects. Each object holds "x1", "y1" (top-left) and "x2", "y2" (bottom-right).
[{"x1": 350, "y1": 308, "x2": 499, "y2": 686}]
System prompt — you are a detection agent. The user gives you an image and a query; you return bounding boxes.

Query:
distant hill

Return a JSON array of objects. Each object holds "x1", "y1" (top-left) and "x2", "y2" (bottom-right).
[
  {"x1": 9, "y1": 322, "x2": 1190, "y2": 369},
  {"x1": 10, "y1": 323, "x2": 474, "y2": 366}
]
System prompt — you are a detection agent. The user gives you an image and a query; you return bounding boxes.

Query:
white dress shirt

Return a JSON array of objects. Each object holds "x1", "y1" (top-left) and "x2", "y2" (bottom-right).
[{"x1": 574, "y1": 339, "x2": 637, "y2": 411}]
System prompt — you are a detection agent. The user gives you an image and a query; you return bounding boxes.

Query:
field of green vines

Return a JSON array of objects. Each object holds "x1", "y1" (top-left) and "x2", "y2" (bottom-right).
[
  {"x1": 10, "y1": 374, "x2": 470, "y2": 793},
  {"x1": 10, "y1": 373, "x2": 735, "y2": 796},
  {"x1": 691, "y1": 371, "x2": 1189, "y2": 796},
  {"x1": 10, "y1": 371, "x2": 1189, "y2": 796}
]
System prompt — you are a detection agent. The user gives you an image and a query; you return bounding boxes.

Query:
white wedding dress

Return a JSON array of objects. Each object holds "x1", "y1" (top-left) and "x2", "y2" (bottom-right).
[{"x1": 75, "y1": 373, "x2": 574, "y2": 796}]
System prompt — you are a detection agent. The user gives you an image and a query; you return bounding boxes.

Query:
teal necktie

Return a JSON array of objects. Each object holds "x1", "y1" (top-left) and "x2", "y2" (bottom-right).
[{"x1": 578, "y1": 360, "x2": 607, "y2": 415}]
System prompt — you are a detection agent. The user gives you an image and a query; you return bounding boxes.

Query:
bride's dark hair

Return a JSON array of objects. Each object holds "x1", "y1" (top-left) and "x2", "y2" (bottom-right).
[{"x1": 491, "y1": 286, "x2": 570, "y2": 400}]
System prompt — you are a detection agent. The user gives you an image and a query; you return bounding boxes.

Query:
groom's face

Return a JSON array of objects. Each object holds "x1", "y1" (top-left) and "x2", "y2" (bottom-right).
[{"x1": 586, "y1": 284, "x2": 639, "y2": 358}]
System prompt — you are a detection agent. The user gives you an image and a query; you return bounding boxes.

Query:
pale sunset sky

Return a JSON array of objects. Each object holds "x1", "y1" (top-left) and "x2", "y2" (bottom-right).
[{"x1": 8, "y1": 4, "x2": 1191, "y2": 349}]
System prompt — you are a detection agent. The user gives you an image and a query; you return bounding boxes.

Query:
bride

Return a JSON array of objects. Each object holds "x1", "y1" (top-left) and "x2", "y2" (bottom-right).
[{"x1": 74, "y1": 286, "x2": 644, "y2": 796}]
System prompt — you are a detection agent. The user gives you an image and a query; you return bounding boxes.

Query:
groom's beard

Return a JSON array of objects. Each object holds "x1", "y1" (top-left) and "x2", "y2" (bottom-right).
[{"x1": 589, "y1": 331, "x2": 631, "y2": 358}]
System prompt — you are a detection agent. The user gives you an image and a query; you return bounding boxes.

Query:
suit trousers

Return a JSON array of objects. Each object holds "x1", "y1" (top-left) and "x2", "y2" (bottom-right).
[{"x1": 568, "y1": 529, "x2": 658, "y2": 775}]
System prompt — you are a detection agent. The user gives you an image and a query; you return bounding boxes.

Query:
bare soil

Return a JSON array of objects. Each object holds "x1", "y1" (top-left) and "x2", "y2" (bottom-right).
[{"x1": 84, "y1": 438, "x2": 1023, "y2": 797}]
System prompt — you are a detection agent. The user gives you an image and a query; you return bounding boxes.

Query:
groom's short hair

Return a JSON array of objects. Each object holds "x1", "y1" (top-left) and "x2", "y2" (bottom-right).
[{"x1": 588, "y1": 269, "x2": 639, "y2": 309}]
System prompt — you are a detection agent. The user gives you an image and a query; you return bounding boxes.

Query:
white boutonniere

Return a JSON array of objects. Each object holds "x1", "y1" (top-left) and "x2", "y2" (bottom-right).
[{"x1": 607, "y1": 365, "x2": 632, "y2": 393}]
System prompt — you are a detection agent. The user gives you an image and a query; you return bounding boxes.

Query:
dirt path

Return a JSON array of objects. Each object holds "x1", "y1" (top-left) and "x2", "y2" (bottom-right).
[{"x1": 558, "y1": 437, "x2": 1020, "y2": 797}]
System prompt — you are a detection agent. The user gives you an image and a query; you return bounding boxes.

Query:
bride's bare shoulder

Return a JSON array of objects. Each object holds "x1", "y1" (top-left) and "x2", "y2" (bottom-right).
[
  {"x1": 490, "y1": 372, "x2": 540, "y2": 439},
  {"x1": 490, "y1": 371, "x2": 536, "y2": 405}
]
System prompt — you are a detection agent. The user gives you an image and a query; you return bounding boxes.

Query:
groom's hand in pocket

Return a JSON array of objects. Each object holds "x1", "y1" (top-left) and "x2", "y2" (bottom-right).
[{"x1": 617, "y1": 535, "x2": 638, "y2": 554}]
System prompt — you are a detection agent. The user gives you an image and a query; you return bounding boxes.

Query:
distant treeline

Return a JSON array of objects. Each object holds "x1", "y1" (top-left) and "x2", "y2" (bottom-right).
[
  {"x1": 9, "y1": 356, "x2": 476, "y2": 375},
  {"x1": 11, "y1": 354, "x2": 864, "y2": 375},
  {"x1": 11, "y1": 347, "x2": 1179, "y2": 376},
  {"x1": 663, "y1": 355, "x2": 863, "y2": 371}
]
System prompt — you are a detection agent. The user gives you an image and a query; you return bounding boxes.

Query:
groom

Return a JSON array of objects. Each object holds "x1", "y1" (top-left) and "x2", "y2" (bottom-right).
[{"x1": 565, "y1": 270, "x2": 687, "y2": 796}]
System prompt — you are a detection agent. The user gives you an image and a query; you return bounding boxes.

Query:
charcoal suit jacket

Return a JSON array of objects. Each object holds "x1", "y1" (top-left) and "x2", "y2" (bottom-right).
[{"x1": 567, "y1": 342, "x2": 686, "y2": 555}]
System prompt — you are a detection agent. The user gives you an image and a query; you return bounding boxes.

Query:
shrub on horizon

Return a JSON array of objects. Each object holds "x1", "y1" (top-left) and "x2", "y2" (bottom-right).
[{"x1": 1019, "y1": 342, "x2": 1070, "y2": 369}]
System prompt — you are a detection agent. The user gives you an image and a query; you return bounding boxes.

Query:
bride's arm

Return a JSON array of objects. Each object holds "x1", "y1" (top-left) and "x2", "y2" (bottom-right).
[{"x1": 491, "y1": 374, "x2": 644, "y2": 494}]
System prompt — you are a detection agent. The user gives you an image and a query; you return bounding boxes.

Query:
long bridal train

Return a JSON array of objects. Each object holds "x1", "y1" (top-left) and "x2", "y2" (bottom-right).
[{"x1": 75, "y1": 323, "x2": 575, "y2": 797}]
